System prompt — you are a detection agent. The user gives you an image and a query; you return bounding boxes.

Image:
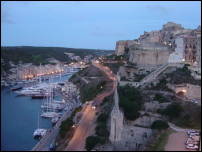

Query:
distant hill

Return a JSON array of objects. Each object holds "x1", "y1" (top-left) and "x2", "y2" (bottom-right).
[{"x1": 1, "y1": 46, "x2": 114, "y2": 73}]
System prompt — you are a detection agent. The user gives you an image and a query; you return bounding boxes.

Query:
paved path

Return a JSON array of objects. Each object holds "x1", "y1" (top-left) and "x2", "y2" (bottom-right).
[
  {"x1": 168, "y1": 122, "x2": 199, "y2": 132},
  {"x1": 32, "y1": 99, "x2": 81, "y2": 151},
  {"x1": 76, "y1": 74, "x2": 89, "y2": 84},
  {"x1": 32, "y1": 110, "x2": 72, "y2": 151},
  {"x1": 65, "y1": 61, "x2": 117, "y2": 151}
]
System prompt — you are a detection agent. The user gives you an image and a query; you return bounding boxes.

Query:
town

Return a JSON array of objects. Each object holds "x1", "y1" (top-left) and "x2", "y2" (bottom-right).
[{"x1": 1, "y1": 1, "x2": 201, "y2": 152}]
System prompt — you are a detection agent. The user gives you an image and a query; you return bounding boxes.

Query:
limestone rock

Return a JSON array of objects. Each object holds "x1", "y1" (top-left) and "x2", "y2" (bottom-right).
[{"x1": 115, "y1": 40, "x2": 136, "y2": 56}]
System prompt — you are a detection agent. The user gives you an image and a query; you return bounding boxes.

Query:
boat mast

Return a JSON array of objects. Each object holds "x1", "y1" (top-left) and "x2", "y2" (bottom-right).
[
  {"x1": 37, "y1": 112, "x2": 39, "y2": 129},
  {"x1": 60, "y1": 64, "x2": 62, "y2": 82},
  {"x1": 39, "y1": 63, "x2": 42, "y2": 83}
]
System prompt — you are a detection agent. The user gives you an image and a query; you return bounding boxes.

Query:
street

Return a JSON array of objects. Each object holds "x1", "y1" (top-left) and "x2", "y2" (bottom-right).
[{"x1": 65, "y1": 61, "x2": 117, "y2": 151}]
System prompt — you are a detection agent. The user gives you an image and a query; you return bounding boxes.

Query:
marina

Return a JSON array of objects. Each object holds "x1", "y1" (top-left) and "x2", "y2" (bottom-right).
[{"x1": 1, "y1": 67, "x2": 80, "y2": 151}]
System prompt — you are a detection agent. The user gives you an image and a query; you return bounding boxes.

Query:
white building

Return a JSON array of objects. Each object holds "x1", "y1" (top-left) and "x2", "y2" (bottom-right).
[
  {"x1": 109, "y1": 87, "x2": 124, "y2": 143},
  {"x1": 168, "y1": 37, "x2": 185, "y2": 63}
]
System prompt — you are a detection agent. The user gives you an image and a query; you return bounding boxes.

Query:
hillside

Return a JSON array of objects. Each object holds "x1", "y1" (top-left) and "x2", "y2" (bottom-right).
[{"x1": 1, "y1": 46, "x2": 114, "y2": 73}]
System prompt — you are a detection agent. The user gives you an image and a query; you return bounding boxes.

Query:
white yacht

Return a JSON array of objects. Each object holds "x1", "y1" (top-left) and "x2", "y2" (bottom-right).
[
  {"x1": 33, "y1": 113, "x2": 47, "y2": 139},
  {"x1": 41, "y1": 112, "x2": 59, "y2": 118},
  {"x1": 33, "y1": 129, "x2": 47, "y2": 138},
  {"x1": 41, "y1": 87, "x2": 60, "y2": 118}
]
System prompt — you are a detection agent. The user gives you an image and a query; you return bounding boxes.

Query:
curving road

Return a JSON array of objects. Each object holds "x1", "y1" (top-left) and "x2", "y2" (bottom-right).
[
  {"x1": 168, "y1": 122, "x2": 200, "y2": 132},
  {"x1": 65, "y1": 61, "x2": 117, "y2": 151}
]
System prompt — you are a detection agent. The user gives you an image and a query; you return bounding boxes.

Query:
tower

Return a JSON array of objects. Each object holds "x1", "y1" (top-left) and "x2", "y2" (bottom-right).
[{"x1": 109, "y1": 86, "x2": 123, "y2": 143}]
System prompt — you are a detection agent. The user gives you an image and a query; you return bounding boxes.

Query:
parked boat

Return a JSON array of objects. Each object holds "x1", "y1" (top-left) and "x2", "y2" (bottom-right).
[
  {"x1": 11, "y1": 86, "x2": 23, "y2": 91},
  {"x1": 51, "y1": 116, "x2": 60, "y2": 125},
  {"x1": 33, "y1": 113, "x2": 47, "y2": 139},
  {"x1": 41, "y1": 88, "x2": 60, "y2": 118}
]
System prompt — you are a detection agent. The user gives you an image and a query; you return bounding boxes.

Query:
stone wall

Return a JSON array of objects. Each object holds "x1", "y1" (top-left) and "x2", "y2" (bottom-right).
[
  {"x1": 116, "y1": 22, "x2": 200, "y2": 69},
  {"x1": 129, "y1": 49, "x2": 170, "y2": 65},
  {"x1": 115, "y1": 40, "x2": 136, "y2": 56},
  {"x1": 116, "y1": 125, "x2": 153, "y2": 151},
  {"x1": 196, "y1": 36, "x2": 201, "y2": 72},
  {"x1": 168, "y1": 83, "x2": 201, "y2": 99},
  {"x1": 168, "y1": 37, "x2": 184, "y2": 63}
]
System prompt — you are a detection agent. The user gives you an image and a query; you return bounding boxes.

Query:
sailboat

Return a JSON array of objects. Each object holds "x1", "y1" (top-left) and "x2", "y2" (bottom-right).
[
  {"x1": 41, "y1": 87, "x2": 59, "y2": 118},
  {"x1": 33, "y1": 112, "x2": 47, "y2": 139}
]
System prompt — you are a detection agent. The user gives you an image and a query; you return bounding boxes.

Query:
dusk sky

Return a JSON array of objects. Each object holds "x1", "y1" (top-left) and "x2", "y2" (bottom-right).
[{"x1": 1, "y1": 1, "x2": 201, "y2": 50}]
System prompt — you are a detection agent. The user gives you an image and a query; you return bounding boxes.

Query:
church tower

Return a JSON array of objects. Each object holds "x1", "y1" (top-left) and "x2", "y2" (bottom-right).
[{"x1": 109, "y1": 86, "x2": 123, "y2": 143}]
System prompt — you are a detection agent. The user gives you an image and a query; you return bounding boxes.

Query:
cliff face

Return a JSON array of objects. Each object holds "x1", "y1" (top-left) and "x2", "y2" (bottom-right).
[
  {"x1": 115, "y1": 22, "x2": 201, "y2": 67},
  {"x1": 129, "y1": 49, "x2": 170, "y2": 65},
  {"x1": 115, "y1": 40, "x2": 136, "y2": 56}
]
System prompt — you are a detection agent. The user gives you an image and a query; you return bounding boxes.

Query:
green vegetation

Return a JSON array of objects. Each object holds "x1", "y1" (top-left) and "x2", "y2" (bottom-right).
[
  {"x1": 151, "y1": 120, "x2": 169, "y2": 130},
  {"x1": 104, "y1": 54, "x2": 125, "y2": 61},
  {"x1": 174, "y1": 102, "x2": 201, "y2": 129},
  {"x1": 85, "y1": 95, "x2": 113, "y2": 151},
  {"x1": 95, "y1": 113, "x2": 109, "y2": 141},
  {"x1": 147, "y1": 78, "x2": 173, "y2": 92},
  {"x1": 118, "y1": 85, "x2": 143, "y2": 120},
  {"x1": 59, "y1": 118, "x2": 74, "y2": 138},
  {"x1": 165, "y1": 64, "x2": 201, "y2": 85},
  {"x1": 1, "y1": 46, "x2": 114, "y2": 73},
  {"x1": 157, "y1": 101, "x2": 201, "y2": 129},
  {"x1": 80, "y1": 80, "x2": 106, "y2": 102},
  {"x1": 69, "y1": 65, "x2": 108, "y2": 103},
  {"x1": 133, "y1": 73, "x2": 147, "y2": 81},
  {"x1": 157, "y1": 102, "x2": 182, "y2": 120},
  {"x1": 85, "y1": 135, "x2": 100, "y2": 151},
  {"x1": 59, "y1": 106, "x2": 82, "y2": 138},
  {"x1": 103, "y1": 62, "x2": 124, "y2": 74},
  {"x1": 147, "y1": 129, "x2": 174, "y2": 151},
  {"x1": 154, "y1": 94, "x2": 170, "y2": 103}
]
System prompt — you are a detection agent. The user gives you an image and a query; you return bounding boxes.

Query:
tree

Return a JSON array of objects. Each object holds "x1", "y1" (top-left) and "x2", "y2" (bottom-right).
[
  {"x1": 154, "y1": 94, "x2": 170, "y2": 103},
  {"x1": 95, "y1": 122, "x2": 109, "y2": 137},
  {"x1": 118, "y1": 85, "x2": 143, "y2": 120},
  {"x1": 151, "y1": 120, "x2": 169, "y2": 130},
  {"x1": 85, "y1": 136, "x2": 100, "y2": 151},
  {"x1": 97, "y1": 113, "x2": 108, "y2": 123},
  {"x1": 160, "y1": 102, "x2": 183, "y2": 120}
]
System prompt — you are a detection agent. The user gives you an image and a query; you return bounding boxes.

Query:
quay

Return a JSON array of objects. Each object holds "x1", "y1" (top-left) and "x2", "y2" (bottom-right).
[{"x1": 32, "y1": 103, "x2": 80, "y2": 151}]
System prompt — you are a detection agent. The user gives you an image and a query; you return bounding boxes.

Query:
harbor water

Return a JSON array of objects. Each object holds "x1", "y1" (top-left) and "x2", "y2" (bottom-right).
[{"x1": 1, "y1": 73, "x2": 73, "y2": 151}]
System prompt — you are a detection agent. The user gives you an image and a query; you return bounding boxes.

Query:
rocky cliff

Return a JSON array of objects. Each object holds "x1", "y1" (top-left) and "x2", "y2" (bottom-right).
[{"x1": 115, "y1": 22, "x2": 201, "y2": 67}]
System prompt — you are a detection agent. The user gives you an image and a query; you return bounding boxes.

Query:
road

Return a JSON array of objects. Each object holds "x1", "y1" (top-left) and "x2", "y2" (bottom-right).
[
  {"x1": 65, "y1": 61, "x2": 117, "y2": 151},
  {"x1": 168, "y1": 122, "x2": 200, "y2": 132},
  {"x1": 32, "y1": 109, "x2": 74, "y2": 151},
  {"x1": 32, "y1": 96, "x2": 80, "y2": 151}
]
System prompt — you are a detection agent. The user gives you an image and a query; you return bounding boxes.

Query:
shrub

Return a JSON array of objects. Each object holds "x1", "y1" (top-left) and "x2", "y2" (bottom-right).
[
  {"x1": 95, "y1": 123, "x2": 109, "y2": 137},
  {"x1": 118, "y1": 85, "x2": 143, "y2": 120},
  {"x1": 154, "y1": 94, "x2": 170, "y2": 103},
  {"x1": 97, "y1": 113, "x2": 108, "y2": 123},
  {"x1": 85, "y1": 136, "x2": 100, "y2": 151},
  {"x1": 151, "y1": 120, "x2": 169, "y2": 130},
  {"x1": 160, "y1": 102, "x2": 183, "y2": 120},
  {"x1": 59, "y1": 118, "x2": 73, "y2": 138}
]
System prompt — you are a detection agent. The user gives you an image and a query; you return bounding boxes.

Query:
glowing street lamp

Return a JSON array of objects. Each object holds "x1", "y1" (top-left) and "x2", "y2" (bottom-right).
[{"x1": 181, "y1": 89, "x2": 187, "y2": 93}]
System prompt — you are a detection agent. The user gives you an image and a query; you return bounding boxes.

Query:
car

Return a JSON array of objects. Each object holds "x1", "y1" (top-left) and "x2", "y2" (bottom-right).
[
  {"x1": 189, "y1": 133, "x2": 200, "y2": 137},
  {"x1": 187, "y1": 130, "x2": 198, "y2": 135},
  {"x1": 186, "y1": 145, "x2": 198, "y2": 150},
  {"x1": 186, "y1": 138, "x2": 198, "y2": 145},
  {"x1": 49, "y1": 143, "x2": 56, "y2": 151}
]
